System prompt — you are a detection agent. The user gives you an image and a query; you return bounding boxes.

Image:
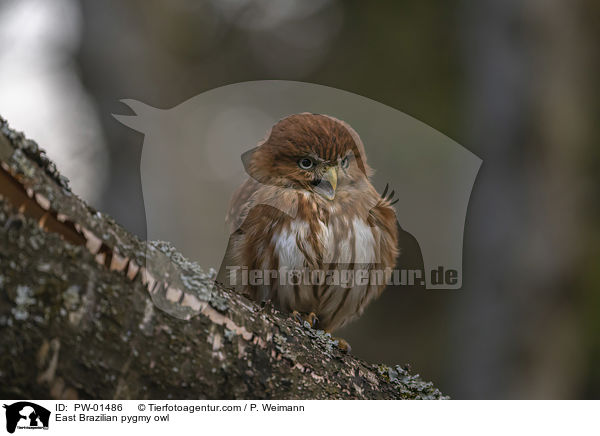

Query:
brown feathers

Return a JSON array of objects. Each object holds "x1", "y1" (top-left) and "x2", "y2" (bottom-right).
[{"x1": 220, "y1": 114, "x2": 398, "y2": 332}]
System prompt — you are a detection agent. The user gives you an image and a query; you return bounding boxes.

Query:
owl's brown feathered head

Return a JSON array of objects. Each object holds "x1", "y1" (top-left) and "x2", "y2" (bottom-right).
[{"x1": 243, "y1": 113, "x2": 372, "y2": 201}]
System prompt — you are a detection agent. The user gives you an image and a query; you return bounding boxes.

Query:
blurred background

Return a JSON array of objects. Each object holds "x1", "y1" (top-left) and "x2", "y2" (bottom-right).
[{"x1": 0, "y1": 0, "x2": 598, "y2": 399}]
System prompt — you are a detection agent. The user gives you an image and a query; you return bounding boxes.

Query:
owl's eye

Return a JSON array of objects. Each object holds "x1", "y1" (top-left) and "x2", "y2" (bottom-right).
[
  {"x1": 341, "y1": 156, "x2": 349, "y2": 169},
  {"x1": 298, "y1": 158, "x2": 314, "y2": 170}
]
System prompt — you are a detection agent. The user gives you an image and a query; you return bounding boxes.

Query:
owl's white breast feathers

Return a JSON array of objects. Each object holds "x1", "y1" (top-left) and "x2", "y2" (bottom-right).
[
  {"x1": 271, "y1": 220, "x2": 308, "y2": 270},
  {"x1": 272, "y1": 215, "x2": 377, "y2": 268},
  {"x1": 352, "y1": 216, "x2": 377, "y2": 264}
]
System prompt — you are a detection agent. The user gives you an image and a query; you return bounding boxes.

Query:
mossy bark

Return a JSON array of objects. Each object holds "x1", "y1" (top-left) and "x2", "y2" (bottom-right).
[{"x1": 0, "y1": 117, "x2": 446, "y2": 400}]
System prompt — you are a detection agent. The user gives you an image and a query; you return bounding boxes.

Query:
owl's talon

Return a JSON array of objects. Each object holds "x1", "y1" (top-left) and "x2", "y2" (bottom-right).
[
  {"x1": 333, "y1": 337, "x2": 351, "y2": 353},
  {"x1": 323, "y1": 330, "x2": 351, "y2": 353},
  {"x1": 291, "y1": 311, "x2": 319, "y2": 329},
  {"x1": 292, "y1": 310, "x2": 304, "y2": 324},
  {"x1": 306, "y1": 312, "x2": 319, "y2": 329}
]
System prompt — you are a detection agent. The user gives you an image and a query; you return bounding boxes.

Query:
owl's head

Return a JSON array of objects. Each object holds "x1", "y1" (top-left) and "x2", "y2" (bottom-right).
[{"x1": 244, "y1": 113, "x2": 372, "y2": 200}]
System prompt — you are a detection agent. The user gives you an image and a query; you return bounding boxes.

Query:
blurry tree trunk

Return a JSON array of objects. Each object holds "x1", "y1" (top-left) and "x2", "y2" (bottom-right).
[
  {"x1": 0, "y1": 117, "x2": 445, "y2": 400},
  {"x1": 453, "y1": 0, "x2": 590, "y2": 398}
]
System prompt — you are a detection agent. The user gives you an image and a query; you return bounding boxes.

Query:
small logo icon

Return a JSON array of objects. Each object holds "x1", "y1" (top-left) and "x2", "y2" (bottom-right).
[{"x1": 3, "y1": 402, "x2": 50, "y2": 434}]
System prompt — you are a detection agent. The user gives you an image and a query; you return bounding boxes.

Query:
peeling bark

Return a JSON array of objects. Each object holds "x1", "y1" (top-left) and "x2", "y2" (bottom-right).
[{"x1": 0, "y1": 116, "x2": 447, "y2": 400}]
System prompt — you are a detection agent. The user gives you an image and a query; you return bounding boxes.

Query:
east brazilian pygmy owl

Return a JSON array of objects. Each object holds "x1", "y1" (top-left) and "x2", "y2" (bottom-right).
[{"x1": 218, "y1": 113, "x2": 399, "y2": 341}]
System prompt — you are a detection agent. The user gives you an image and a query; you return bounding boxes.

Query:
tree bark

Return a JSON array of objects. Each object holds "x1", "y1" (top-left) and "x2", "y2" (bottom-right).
[{"x1": 0, "y1": 116, "x2": 446, "y2": 400}]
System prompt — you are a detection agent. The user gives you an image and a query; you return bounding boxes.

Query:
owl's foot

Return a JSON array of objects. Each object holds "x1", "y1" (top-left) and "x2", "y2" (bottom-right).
[
  {"x1": 331, "y1": 336, "x2": 351, "y2": 353},
  {"x1": 290, "y1": 312, "x2": 350, "y2": 352},
  {"x1": 305, "y1": 312, "x2": 319, "y2": 328},
  {"x1": 291, "y1": 310, "x2": 319, "y2": 329}
]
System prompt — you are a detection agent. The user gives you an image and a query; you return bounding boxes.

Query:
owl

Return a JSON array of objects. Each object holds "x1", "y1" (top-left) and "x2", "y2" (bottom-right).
[{"x1": 218, "y1": 113, "x2": 399, "y2": 346}]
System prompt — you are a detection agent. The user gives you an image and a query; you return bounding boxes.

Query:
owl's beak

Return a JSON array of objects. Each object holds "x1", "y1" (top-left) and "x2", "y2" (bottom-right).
[{"x1": 314, "y1": 166, "x2": 337, "y2": 201}]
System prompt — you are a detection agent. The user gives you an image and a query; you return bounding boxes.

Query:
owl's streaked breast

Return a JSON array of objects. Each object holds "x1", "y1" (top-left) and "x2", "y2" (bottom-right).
[
  {"x1": 272, "y1": 214, "x2": 376, "y2": 269},
  {"x1": 269, "y1": 204, "x2": 379, "y2": 330}
]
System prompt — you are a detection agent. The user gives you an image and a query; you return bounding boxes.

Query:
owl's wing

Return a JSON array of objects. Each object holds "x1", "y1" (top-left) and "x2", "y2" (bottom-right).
[
  {"x1": 218, "y1": 179, "x2": 294, "y2": 295},
  {"x1": 226, "y1": 177, "x2": 261, "y2": 233},
  {"x1": 217, "y1": 178, "x2": 256, "y2": 292},
  {"x1": 367, "y1": 184, "x2": 425, "y2": 290}
]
